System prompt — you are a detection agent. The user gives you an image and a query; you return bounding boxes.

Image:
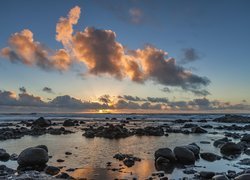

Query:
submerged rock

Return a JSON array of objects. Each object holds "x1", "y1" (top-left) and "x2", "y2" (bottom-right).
[
  {"x1": 0, "y1": 149, "x2": 10, "y2": 161},
  {"x1": 45, "y1": 166, "x2": 60, "y2": 175},
  {"x1": 191, "y1": 126, "x2": 207, "y2": 133},
  {"x1": 200, "y1": 152, "x2": 221, "y2": 162}
]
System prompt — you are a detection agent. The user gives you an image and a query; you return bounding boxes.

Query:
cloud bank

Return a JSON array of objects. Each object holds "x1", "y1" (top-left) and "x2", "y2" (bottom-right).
[
  {"x1": 1, "y1": 6, "x2": 209, "y2": 95},
  {"x1": 0, "y1": 89, "x2": 249, "y2": 112}
]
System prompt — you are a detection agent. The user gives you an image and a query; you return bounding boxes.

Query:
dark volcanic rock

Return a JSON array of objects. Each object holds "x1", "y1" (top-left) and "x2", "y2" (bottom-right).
[
  {"x1": 134, "y1": 126, "x2": 164, "y2": 136},
  {"x1": 199, "y1": 171, "x2": 215, "y2": 179},
  {"x1": 154, "y1": 148, "x2": 176, "y2": 162},
  {"x1": 235, "y1": 173, "x2": 250, "y2": 180},
  {"x1": 123, "y1": 158, "x2": 135, "y2": 167},
  {"x1": 213, "y1": 114, "x2": 250, "y2": 123},
  {"x1": 63, "y1": 119, "x2": 75, "y2": 127},
  {"x1": 45, "y1": 166, "x2": 60, "y2": 175},
  {"x1": 200, "y1": 152, "x2": 221, "y2": 162},
  {"x1": 241, "y1": 134, "x2": 250, "y2": 143},
  {"x1": 220, "y1": 142, "x2": 242, "y2": 155},
  {"x1": 33, "y1": 117, "x2": 51, "y2": 127},
  {"x1": 191, "y1": 126, "x2": 207, "y2": 133},
  {"x1": 17, "y1": 146, "x2": 49, "y2": 168},
  {"x1": 0, "y1": 149, "x2": 10, "y2": 161},
  {"x1": 173, "y1": 146, "x2": 195, "y2": 165},
  {"x1": 212, "y1": 174, "x2": 229, "y2": 180},
  {"x1": 214, "y1": 137, "x2": 229, "y2": 148}
]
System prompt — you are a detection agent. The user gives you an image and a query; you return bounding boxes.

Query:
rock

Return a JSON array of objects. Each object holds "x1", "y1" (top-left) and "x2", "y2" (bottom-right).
[
  {"x1": 235, "y1": 173, "x2": 250, "y2": 180},
  {"x1": 83, "y1": 130, "x2": 95, "y2": 138},
  {"x1": 200, "y1": 141, "x2": 211, "y2": 144},
  {"x1": 154, "y1": 148, "x2": 176, "y2": 162},
  {"x1": 45, "y1": 166, "x2": 60, "y2": 175},
  {"x1": 65, "y1": 152, "x2": 72, "y2": 155},
  {"x1": 220, "y1": 142, "x2": 242, "y2": 155},
  {"x1": 36, "y1": 145, "x2": 48, "y2": 152},
  {"x1": 213, "y1": 137, "x2": 229, "y2": 148},
  {"x1": 244, "y1": 149, "x2": 250, "y2": 156},
  {"x1": 213, "y1": 114, "x2": 250, "y2": 123},
  {"x1": 57, "y1": 159, "x2": 64, "y2": 162},
  {"x1": 185, "y1": 143, "x2": 200, "y2": 156},
  {"x1": 123, "y1": 158, "x2": 135, "y2": 167},
  {"x1": 237, "y1": 158, "x2": 250, "y2": 165},
  {"x1": 200, "y1": 152, "x2": 221, "y2": 162},
  {"x1": 212, "y1": 174, "x2": 229, "y2": 180},
  {"x1": 56, "y1": 172, "x2": 73, "y2": 179},
  {"x1": 241, "y1": 134, "x2": 250, "y2": 143},
  {"x1": 199, "y1": 171, "x2": 215, "y2": 179},
  {"x1": 9, "y1": 153, "x2": 18, "y2": 161},
  {"x1": 113, "y1": 153, "x2": 126, "y2": 160},
  {"x1": 33, "y1": 117, "x2": 51, "y2": 127},
  {"x1": 191, "y1": 126, "x2": 207, "y2": 133},
  {"x1": 173, "y1": 146, "x2": 195, "y2": 165},
  {"x1": 63, "y1": 119, "x2": 75, "y2": 127},
  {"x1": 183, "y1": 168, "x2": 197, "y2": 174},
  {"x1": 17, "y1": 146, "x2": 49, "y2": 167},
  {"x1": 0, "y1": 149, "x2": 10, "y2": 161},
  {"x1": 156, "y1": 157, "x2": 170, "y2": 165}
]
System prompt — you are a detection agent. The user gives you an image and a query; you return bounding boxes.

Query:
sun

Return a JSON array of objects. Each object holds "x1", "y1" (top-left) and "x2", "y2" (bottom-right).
[{"x1": 98, "y1": 109, "x2": 111, "y2": 113}]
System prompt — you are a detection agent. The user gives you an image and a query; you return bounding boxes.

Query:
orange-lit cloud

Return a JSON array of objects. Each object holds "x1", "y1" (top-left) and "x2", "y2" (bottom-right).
[{"x1": 0, "y1": 6, "x2": 209, "y2": 95}]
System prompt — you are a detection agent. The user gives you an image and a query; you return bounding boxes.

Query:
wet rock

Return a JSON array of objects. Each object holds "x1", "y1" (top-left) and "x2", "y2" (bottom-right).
[
  {"x1": 185, "y1": 143, "x2": 200, "y2": 156},
  {"x1": 191, "y1": 126, "x2": 207, "y2": 133},
  {"x1": 134, "y1": 126, "x2": 164, "y2": 136},
  {"x1": 199, "y1": 171, "x2": 215, "y2": 179},
  {"x1": 55, "y1": 172, "x2": 73, "y2": 179},
  {"x1": 235, "y1": 173, "x2": 250, "y2": 180},
  {"x1": 45, "y1": 166, "x2": 60, "y2": 175},
  {"x1": 200, "y1": 141, "x2": 211, "y2": 144},
  {"x1": 9, "y1": 153, "x2": 18, "y2": 161},
  {"x1": 213, "y1": 114, "x2": 250, "y2": 123},
  {"x1": 17, "y1": 146, "x2": 49, "y2": 168},
  {"x1": 33, "y1": 117, "x2": 51, "y2": 127},
  {"x1": 154, "y1": 148, "x2": 176, "y2": 162},
  {"x1": 123, "y1": 158, "x2": 135, "y2": 167},
  {"x1": 213, "y1": 137, "x2": 229, "y2": 148},
  {"x1": 83, "y1": 130, "x2": 95, "y2": 138},
  {"x1": 65, "y1": 152, "x2": 72, "y2": 155},
  {"x1": 237, "y1": 158, "x2": 250, "y2": 166},
  {"x1": 173, "y1": 146, "x2": 195, "y2": 165},
  {"x1": 63, "y1": 119, "x2": 75, "y2": 127},
  {"x1": 212, "y1": 174, "x2": 229, "y2": 180},
  {"x1": 113, "y1": 153, "x2": 126, "y2": 161},
  {"x1": 36, "y1": 145, "x2": 48, "y2": 152},
  {"x1": 244, "y1": 149, "x2": 250, "y2": 156},
  {"x1": 57, "y1": 159, "x2": 64, "y2": 163},
  {"x1": 183, "y1": 168, "x2": 197, "y2": 174},
  {"x1": 200, "y1": 152, "x2": 221, "y2": 162},
  {"x1": 241, "y1": 134, "x2": 250, "y2": 143},
  {"x1": 0, "y1": 149, "x2": 10, "y2": 161},
  {"x1": 220, "y1": 142, "x2": 242, "y2": 155}
]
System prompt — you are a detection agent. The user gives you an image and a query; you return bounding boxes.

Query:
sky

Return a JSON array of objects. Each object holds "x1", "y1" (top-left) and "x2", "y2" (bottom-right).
[{"x1": 0, "y1": 0, "x2": 250, "y2": 113}]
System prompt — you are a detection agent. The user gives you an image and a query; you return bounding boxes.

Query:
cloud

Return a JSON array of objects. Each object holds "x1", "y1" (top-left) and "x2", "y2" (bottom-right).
[
  {"x1": 1, "y1": 6, "x2": 209, "y2": 95},
  {"x1": 42, "y1": 87, "x2": 54, "y2": 94},
  {"x1": 19, "y1": 87, "x2": 26, "y2": 93},
  {"x1": 129, "y1": 7, "x2": 144, "y2": 24},
  {"x1": 0, "y1": 89, "x2": 249, "y2": 112},
  {"x1": 147, "y1": 97, "x2": 169, "y2": 103},
  {"x1": 180, "y1": 48, "x2": 200, "y2": 64},
  {"x1": 123, "y1": 95, "x2": 144, "y2": 101},
  {"x1": 1, "y1": 29, "x2": 71, "y2": 71},
  {"x1": 98, "y1": 94, "x2": 111, "y2": 104}
]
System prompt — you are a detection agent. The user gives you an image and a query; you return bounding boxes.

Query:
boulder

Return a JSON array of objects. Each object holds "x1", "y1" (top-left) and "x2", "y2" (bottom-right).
[
  {"x1": 241, "y1": 134, "x2": 250, "y2": 143},
  {"x1": 154, "y1": 148, "x2": 176, "y2": 162},
  {"x1": 17, "y1": 146, "x2": 49, "y2": 167},
  {"x1": 200, "y1": 152, "x2": 221, "y2": 162},
  {"x1": 33, "y1": 117, "x2": 51, "y2": 127},
  {"x1": 173, "y1": 146, "x2": 195, "y2": 165},
  {"x1": 123, "y1": 158, "x2": 135, "y2": 167},
  {"x1": 213, "y1": 137, "x2": 229, "y2": 148},
  {"x1": 220, "y1": 142, "x2": 242, "y2": 155},
  {"x1": 0, "y1": 149, "x2": 10, "y2": 161},
  {"x1": 199, "y1": 171, "x2": 215, "y2": 179},
  {"x1": 191, "y1": 126, "x2": 207, "y2": 133},
  {"x1": 63, "y1": 119, "x2": 75, "y2": 127},
  {"x1": 212, "y1": 174, "x2": 229, "y2": 180},
  {"x1": 235, "y1": 173, "x2": 250, "y2": 180}
]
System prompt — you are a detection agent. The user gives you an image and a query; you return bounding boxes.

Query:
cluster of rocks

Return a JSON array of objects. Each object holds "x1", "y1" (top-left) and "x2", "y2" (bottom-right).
[
  {"x1": 0, "y1": 117, "x2": 78, "y2": 141},
  {"x1": 83, "y1": 124, "x2": 132, "y2": 139},
  {"x1": 213, "y1": 114, "x2": 250, "y2": 123},
  {"x1": 0, "y1": 145, "x2": 75, "y2": 179},
  {"x1": 113, "y1": 153, "x2": 141, "y2": 167}
]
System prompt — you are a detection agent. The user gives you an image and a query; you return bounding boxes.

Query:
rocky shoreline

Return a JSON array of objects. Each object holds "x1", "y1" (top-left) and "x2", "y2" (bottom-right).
[{"x1": 1, "y1": 114, "x2": 250, "y2": 179}]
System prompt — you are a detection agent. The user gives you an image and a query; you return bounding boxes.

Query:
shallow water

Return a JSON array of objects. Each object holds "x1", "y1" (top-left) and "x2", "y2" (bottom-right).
[{"x1": 1, "y1": 127, "x2": 248, "y2": 179}]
